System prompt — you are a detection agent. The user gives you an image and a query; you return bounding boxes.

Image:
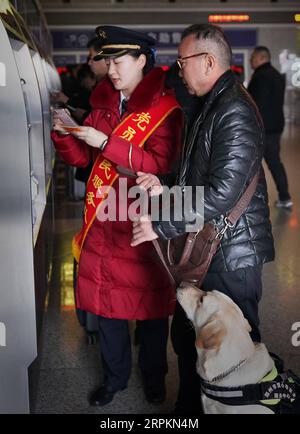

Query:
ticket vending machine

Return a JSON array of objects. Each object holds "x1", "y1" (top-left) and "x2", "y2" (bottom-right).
[
  {"x1": 0, "y1": 5, "x2": 59, "y2": 412},
  {"x1": 0, "y1": 18, "x2": 38, "y2": 414},
  {"x1": 10, "y1": 37, "x2": 47, "y2": 242}
]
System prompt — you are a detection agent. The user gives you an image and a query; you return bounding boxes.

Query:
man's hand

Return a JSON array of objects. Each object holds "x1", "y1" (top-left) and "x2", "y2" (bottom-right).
[
  {"x1": 72, "y1": 127, "x2": 108, "y2": 148},
  {"x1": 136, "y1": 172, "x2": 163, "y2": 197},
  {"x1": 131, "y1": 215, "x2": 158, "y2": 247}
]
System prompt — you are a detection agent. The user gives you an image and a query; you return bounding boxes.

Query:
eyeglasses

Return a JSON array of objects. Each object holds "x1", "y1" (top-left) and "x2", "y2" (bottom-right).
[{"x1": 177, "y1": 52, "x2": 208, "y2": 70}]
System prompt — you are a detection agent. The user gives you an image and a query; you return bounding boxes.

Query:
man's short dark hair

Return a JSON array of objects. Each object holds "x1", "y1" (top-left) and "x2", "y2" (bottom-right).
[
  {"x1": 87, "y1": 37, "x2": 103, "y2": 52},
  {"x1": 181, "y1": 23, "x2": 232, "y2": 68},
  {"x1": 253, "y1": 46, "x2": 271, "y2": 60}
]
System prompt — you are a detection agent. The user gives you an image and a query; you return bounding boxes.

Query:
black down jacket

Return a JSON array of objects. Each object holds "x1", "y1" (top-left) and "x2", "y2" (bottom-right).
[{"x1": 153, "y1": 70, "x2": 275, "y2": 273}]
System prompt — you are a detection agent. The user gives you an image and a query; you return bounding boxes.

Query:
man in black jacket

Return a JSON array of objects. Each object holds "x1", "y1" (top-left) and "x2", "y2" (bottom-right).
[
  {"x1": 131, "y1": 24, "x2": 275, "y2": 413},
  {"x1": 248, "y1": 46, "x2": 292, "y2": 209}
]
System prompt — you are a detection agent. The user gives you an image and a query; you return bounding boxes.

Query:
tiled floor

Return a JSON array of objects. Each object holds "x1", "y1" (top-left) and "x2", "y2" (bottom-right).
[
  {"x1": 31, "y1": 124, "x2": 300, "y2": 414},
  {"x1": 260, "y1": 124, "x2": 300, "y2": 374}
]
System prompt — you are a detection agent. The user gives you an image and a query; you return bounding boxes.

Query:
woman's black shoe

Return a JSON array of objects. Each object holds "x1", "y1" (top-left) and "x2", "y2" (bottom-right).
[{"x1": 89, "y1": 385, "x2": 126, "y2": 406}]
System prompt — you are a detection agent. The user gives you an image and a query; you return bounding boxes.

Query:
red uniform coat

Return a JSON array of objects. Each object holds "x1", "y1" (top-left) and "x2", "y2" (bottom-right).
[{"x1": 51, "y1": 67, "x2": 183, "y2": 320}]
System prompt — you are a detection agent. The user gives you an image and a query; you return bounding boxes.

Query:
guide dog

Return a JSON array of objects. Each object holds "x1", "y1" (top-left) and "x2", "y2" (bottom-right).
[{"x1": 177, "y1": 283, "x2": 299, "y2": 414}]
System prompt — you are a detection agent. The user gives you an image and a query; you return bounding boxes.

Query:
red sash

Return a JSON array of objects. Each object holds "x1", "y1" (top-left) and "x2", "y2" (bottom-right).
[{"x1": 72, "y1": 95, "x2": 180, "y2": 262}]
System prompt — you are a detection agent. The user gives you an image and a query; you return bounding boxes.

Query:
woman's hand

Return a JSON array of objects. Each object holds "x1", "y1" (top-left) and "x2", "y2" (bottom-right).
[
  {"x1": 131, "y1": 215, "x2": 158, "y2": 247},
  {"x1": 52, "y1": 116, "x2": 70, "y2": 135},
  {"x1": 136, "y1": 172, "x2": 163, "y2": 197},
  {"x1": 72, "y1": 127, "x2": 108, "y2": 148}
]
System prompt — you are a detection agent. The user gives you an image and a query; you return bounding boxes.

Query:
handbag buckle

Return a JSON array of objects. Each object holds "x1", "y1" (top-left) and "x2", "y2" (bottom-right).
[{"x1": 215, "y1": 217, "x2": 235, "y2": 240}]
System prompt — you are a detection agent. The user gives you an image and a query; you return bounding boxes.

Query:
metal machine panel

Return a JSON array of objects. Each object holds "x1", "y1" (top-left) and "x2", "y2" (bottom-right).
[
  {"x1": 9, "y1": 38, "x2": 46, "y2": 245},
  {"x1": 31, "y1": 51, "x2": 52, "y2": 190},
  {"x1": 0, "y1": 20, "x2": 37, "y2": 413},
  {"x1": 40, "y1": 58, "x2": 61, "y2": 181}
]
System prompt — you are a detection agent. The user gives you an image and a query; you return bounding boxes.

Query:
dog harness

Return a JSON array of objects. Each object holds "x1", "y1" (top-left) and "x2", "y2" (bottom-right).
[{"x1": 201, "y1": 363, "x2": 300, "y2": 413}]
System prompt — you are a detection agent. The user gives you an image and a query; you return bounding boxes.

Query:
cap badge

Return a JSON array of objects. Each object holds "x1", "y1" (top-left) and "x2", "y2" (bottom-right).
[{"x1": 98, "y1": 30, "x2": 107, "y2": 39}]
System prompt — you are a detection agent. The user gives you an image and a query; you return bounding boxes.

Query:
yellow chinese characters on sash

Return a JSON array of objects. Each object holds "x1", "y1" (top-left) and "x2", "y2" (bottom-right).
[{"x1": 72, "y1": 95, "x2": 180, "y2": 262}]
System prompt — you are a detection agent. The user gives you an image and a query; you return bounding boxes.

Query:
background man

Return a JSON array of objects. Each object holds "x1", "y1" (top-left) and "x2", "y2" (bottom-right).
[{"x1": 248, "y1": 46, "x2": 292, "y2": 209}]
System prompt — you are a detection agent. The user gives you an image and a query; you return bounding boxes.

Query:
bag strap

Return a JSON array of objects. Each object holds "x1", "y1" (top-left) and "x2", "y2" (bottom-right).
[
  {"x1": 227, "y1": 171, "x2": 260, "y2": 226},
  {"x1": 178, "y1": 232, "x2": 201, "y2": 266},
  {"x1": 152, "y1": 239, "x2": 176, "y2": 286}
]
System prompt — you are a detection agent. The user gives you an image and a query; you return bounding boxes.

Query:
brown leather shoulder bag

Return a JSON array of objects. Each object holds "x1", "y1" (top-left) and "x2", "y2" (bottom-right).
[{"x1": 153, "y1": 172, "x2": 259, "y2": 288}]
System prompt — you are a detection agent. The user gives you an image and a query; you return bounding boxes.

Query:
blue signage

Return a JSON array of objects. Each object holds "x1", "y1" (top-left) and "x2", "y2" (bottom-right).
[
  {"x1": 53, "y1": 55, "x2": 77, "y2": 66},
  {"x1": 156, "y1": 53, "x2": 177, "y2": 66},
  {"x1": 232, "y1": 52, "x2": 245, "y2": 65},
  {"x1": 225, "y1": 30, "x2": 257, "y2": 48},
  {"x1": 52, "y1": 30, "x2": 95, "y2": 50},
  {"x1": 51, "y1": 28, "x2": 257, "y2": 51}
]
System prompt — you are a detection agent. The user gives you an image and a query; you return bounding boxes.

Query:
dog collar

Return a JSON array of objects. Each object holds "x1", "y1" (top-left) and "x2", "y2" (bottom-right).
[
  {"x1": 201, "y1": 369, "x2": 299, "y2": 412},
  {"x1": 205, "y1": 359, "x2": 247, "y2": 384},
  {"x1": 259, "y1": 365, "x2": 281, "y2": 406}
]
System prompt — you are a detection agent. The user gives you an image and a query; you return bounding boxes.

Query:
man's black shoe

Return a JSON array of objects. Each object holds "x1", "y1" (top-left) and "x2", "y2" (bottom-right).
[
  {"x1": 173, "y1": 399, "x2": 204, "y2": 414},
  {"x1": 89, "y1": 385, "x2": 126, "y2": 406},
  {"x1": 143, "y1": 377, "x2": 166, "y2": 404}
]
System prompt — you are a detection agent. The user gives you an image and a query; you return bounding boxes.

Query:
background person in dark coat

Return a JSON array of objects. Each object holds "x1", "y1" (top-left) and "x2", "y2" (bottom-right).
[
  {"x1": 51, "y1": 38, "x2": 108, "y2": 124},
  {"x1": 165, "y1": 61, "x2": 203, "y2": 131},
  {"x1": 248, "y1": 46, "x2": 292, "y2": 209},
  {"x1": 87, "y1": 37, "x2": 108, "y2": 83},
  {"x1": 131, "y1": 24, "x2": 275, "y2": 414}
]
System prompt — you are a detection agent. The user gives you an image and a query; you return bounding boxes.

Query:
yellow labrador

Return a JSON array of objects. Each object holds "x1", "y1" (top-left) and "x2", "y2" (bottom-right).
[{"x1": 177, "y1": 283, "x2": 291, "y2": 414}]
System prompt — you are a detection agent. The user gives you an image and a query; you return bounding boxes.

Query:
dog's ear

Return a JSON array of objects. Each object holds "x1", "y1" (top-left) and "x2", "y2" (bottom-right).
[
  {"x1": 195, "y1": 317, "x2": 227, "y2": 350},
  {"x1": 231, "y1": 302, "x2": 252, "y2": 333},
  {"x1": 243, "y1": 317, "x2": 252, "y2": 333}
]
